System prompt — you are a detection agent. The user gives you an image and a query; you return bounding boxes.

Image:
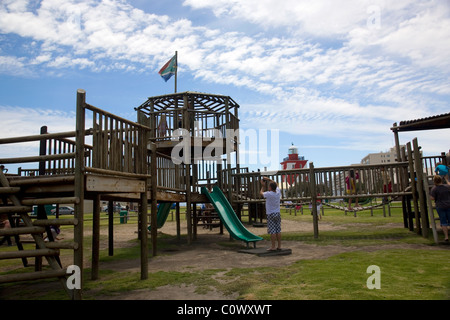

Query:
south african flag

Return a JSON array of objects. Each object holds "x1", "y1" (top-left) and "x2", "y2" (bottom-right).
[{"x1": 158, "y1": 54, "x2": 177, "y2": 82}]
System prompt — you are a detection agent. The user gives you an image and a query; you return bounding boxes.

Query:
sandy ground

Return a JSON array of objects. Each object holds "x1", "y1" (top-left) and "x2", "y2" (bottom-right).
[
  {"x1": 93, "y1": 219, "x2": 354, "y2": 300},
  {"x1": 1, "y1": 217, "x2": 447, "y2": 300}
]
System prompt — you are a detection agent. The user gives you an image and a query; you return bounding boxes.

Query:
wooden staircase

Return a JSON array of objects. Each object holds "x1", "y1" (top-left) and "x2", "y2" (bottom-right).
[{"x1": 0, "y1": 171, "x2": 79, "y2": 298}]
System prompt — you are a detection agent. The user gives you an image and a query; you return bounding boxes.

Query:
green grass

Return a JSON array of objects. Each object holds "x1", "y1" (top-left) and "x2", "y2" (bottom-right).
[
  {"x1": 219, "y1": 249, "x2": 450, "y2": 300},
  {"x1": 1, "y1": 203, "x2": 449, "y2": 300}
]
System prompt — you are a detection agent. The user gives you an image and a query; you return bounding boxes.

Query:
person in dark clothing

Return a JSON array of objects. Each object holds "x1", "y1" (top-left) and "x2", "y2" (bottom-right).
[{"x1": 430, "y1": 175, "x2": 450, "y2": 242}]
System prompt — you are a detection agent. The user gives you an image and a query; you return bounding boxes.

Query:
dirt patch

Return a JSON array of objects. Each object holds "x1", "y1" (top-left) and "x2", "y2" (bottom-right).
[
  {"x1": 101, "y1": 284, "x2": 239, "y2": 300},
  {"x1": 100, "y1": 219, "x2": 350, "y2": 273}
]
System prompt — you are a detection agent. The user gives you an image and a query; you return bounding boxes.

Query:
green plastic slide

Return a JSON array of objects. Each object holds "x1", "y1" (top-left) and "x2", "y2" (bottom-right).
[
  {"x1": 201, "y1": 186, "x2": 263, "y2": 246},
  {"x1": 148, "y1": 202, "x2": 173, "y2": 231}
]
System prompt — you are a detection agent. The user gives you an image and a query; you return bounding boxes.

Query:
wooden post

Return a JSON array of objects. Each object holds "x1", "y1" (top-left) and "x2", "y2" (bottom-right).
[
  {"x1": 186, "y1": 163, "x2": 192, "y2": 244},
  {"x1": 423, "y1": 173, "x2": 439, "y2": 244},
  {"x1": 36, "y1": 126, "x2": 47, "y2": 271},
  {"x1": 193, "y1": 203, "x2": 197, "y2": 240},
  {"x1": 175, "y1": 164, "x2": 181, "y2": 242},
  {"x1": 39, "y1": 126, "x2": 47, "y2": 175},
  {"x1": 150, "y1": 142, "x2": 157, "y2": 257},
  {"x1": 407, "y1": 142, "x2": 420, "y2": 233},
  {"x1": 176, "y1": 202, "x2": 181, "y2": 242},
  {"x1": 400, "y1": 146, "x2": 409, "y2": 228},
  {"x1": 140, "y1": 181, "x2": 148, "y2": 280},
  {"x1": 309, "y1": 162, "x2": 319, "y2": 238},
  {"x1": 108, "y1": 200, "x2": 114, "y2": 256},
  {"x1": 183, "y1": 94, "x2": 192, "y2": 244},
  {"x1": 224, "y1": 98, "x2": 233, "y2": 204},
  {"x1": 413, "y1": 138, "x2": 428, "y2": 238},
  {"x1": 392, "y1": 123, "x2": 401, "y2": 162},
  {"x1": 234, "y1": 102, "x2": 241, "y2": 220},
  {"x1": 73, "y1": 88, "x2": 86, "y2": 300},
  {"x1": 140, "y1": 131, "x2": 151, "y2": 280},
  {"x1": 91, "y1": 194, "x2": 100, "y2": 280}
]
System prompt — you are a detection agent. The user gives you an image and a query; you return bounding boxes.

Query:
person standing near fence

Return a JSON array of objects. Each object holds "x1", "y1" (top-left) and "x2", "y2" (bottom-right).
[
  {"x1": 430, "y1": 175, "x2": 450, "y2": 242},
  {"x1": 345, "y1": 169, "x2": 360, "y2": 210},
  {"x1": 435, "y1": 163, "x2": 449, "y2": 183},
  {"x1": 260, "y1": 177, "x2": 282, "y2": 251}
]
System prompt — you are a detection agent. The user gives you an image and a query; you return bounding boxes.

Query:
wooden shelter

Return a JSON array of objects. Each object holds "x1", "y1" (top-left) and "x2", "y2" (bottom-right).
[
  {"x1": 391, "y1": 112, "x2": 450, "y2": 161},
  {"x1": 391, "y1": 112, "x2": 450, "y2": 242}
]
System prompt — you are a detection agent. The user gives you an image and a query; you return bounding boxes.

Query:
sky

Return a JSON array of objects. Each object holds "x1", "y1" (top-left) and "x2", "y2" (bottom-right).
[{"x1": 0, "y1": 0, "x2": 449, "y2": 173}]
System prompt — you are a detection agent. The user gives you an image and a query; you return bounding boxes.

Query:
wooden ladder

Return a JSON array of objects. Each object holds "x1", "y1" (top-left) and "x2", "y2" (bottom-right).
[{"x1": 0, "y1": 171, "x2": 77, "y2": 297}]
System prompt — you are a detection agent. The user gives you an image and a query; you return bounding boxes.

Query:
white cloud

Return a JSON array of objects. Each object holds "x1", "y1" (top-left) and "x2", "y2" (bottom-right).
[
  {"x1": 0, "y1": 55, "x2": 29, "y2": 76},
  {"x1": 0, "y1": 0, "x2": 448, "y2": 163},
  {"x1": 0, "y1": 106, "x2": 76, "y2": 138},
  {"x1": 183, "y1": 0, "x2": 372, "y2": 36},
  {"x1": 0, "y1": 106, "x2": 76, "y2": 167}
]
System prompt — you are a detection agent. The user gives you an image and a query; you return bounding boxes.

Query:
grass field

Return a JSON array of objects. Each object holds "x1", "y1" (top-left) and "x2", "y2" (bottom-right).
[{"x1": 0, "y1": 202, "x2": 449, "y2": 300}]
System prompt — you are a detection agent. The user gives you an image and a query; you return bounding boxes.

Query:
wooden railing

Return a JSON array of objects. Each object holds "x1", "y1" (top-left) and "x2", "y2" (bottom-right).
[
  {"x1": 422, "y1": 153, "x2": 447, "y2": 178},
  {"x1": 144, "y1": 108, "x2": 239, "y2": 145},
  {"x1": 226, "y1": 162, "x2": 413, "y2": 204},
  {"x1": 0, "y1": 129, "x2": 91, "y2": 175},
  {"x1": 154, "y1": 151, "x2": 185, "y2": 192},
  {"x1": 85, "y1": 103, "x2": 150, "y2": 177}
]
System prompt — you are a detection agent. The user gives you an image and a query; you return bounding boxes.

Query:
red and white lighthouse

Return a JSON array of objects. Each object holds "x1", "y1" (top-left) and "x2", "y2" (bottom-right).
[{"x1": 280, "y1": 144, "x2": 308, "y2": 185}]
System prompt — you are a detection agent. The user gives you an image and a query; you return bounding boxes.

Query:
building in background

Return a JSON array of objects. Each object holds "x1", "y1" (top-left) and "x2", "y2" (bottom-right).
[{"x1": 360, "y1": 146, "x2": 403, "y2": 165}]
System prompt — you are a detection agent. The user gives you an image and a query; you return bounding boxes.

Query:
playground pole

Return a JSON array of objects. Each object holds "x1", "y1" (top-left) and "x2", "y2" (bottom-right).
[
  {"x1": 309, "y1": 162, "x2": 319, "y2": 238},
  {"x1": 174, "y1": 51, "x2": 177, "y2": 93},
  {"x1": 74, "y1": 89, "x2": 86, "y2": 300}
]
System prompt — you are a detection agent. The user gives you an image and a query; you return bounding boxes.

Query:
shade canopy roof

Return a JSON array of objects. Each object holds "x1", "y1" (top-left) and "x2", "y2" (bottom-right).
[
  {"x1": 391, "y1": 112, "x2": 450, "y2": 132},
  {"x1": 135, "y1": 91, "x2": 239, "y2": 115}
]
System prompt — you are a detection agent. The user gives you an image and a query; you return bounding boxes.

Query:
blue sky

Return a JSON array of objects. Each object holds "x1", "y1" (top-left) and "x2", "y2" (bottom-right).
[{"x1": 0, "y1": 0, "x2": 449, "y2": 173}]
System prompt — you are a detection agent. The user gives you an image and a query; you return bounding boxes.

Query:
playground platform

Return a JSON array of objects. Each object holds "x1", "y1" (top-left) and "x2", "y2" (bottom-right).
[{"x1": 238, "y1": 247, "x2": 292, "y2": 257}]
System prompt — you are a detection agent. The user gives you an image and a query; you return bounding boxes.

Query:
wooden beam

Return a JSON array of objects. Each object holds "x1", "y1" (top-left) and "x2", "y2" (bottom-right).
[
  {"x1": 0, "y1": 269, "x2": 67, "y2": 284},
  {"x1": 85, "y1": 167, "x2": 151, "y2": 179},
  {"x1": 9, "y1": 175, "x2": 75, "y2": 186},
  {"x1": 21, "y1": 184, "x2": 75, "y2": 194},
  {"x1": 0, "y1": 131, "x2": 77, "y2": 144},
  {"x1": 0, "y1": 153, "x2": 75, "y2": 164},
  {"x1": 0, "y1": 206, "x2": 32, "y2": 214},
  {"x1": 0, "y1": 249, "x2": 58, "y2": 260},
  {"x1": 98, "y1": 190, "x2": 208, "y2": 203},
  {"x1": 22, "y1": 197, "x2": 80, "y2": 206},
  {"x1": 85, "y1": 175, "x2": 146, "y2": 193},
  {"x1": 33, "y1": 218, "x2": 78, "y2": 226},
  {"x1": 0, "y1": 187, "x2": 20, "y2": 194},
  {"x1": 0, "y1": 226, "x2": 45, "y2": 236}
]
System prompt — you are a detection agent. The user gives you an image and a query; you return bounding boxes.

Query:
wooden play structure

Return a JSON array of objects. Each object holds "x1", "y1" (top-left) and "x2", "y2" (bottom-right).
[{"x1": 0, "y1": 89, "x2": 447, "y2": 299}]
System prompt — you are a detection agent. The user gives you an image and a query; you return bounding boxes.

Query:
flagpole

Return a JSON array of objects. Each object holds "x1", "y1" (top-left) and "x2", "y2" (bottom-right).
[{"x1": 174, "y1": 51, "x2": 178, "y2": 93}]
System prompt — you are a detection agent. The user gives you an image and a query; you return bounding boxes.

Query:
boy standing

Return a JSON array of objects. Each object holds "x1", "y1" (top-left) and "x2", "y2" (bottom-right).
[
  {"x1": 260, "y1": 177, "x2": 282, "y2": 251},
  {"x1": 430, "y1": 175, "x2": 450, "y2": 242}
]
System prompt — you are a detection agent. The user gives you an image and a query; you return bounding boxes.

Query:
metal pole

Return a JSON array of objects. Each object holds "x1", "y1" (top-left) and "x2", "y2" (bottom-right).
[{"x1": 174, "y1": 51, "x2": 178, "y2": 93}]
